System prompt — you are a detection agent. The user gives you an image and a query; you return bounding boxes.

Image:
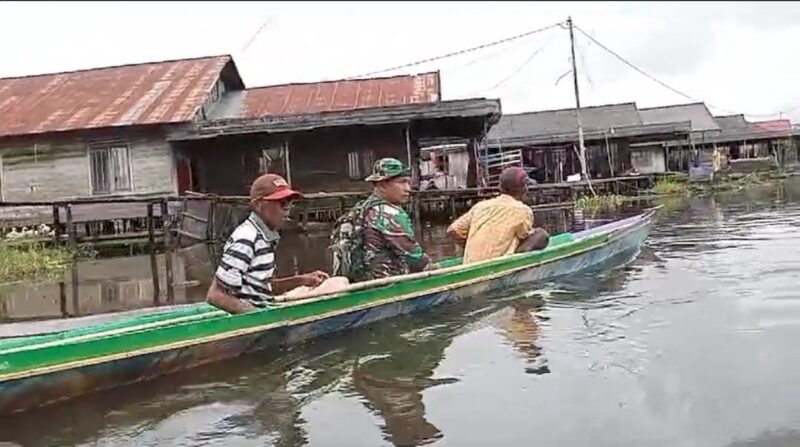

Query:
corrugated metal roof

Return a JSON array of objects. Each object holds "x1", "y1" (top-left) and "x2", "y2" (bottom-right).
[
  {"x1": 174, "y1": 98, "x2": 500, "y2": 141},
  {"x1": 0, "y1": 55, "x2": 233, "y2": 138},
  {"x1": 208, "y1": 72, "x2": 440, "y2": 120},
  {"x1": 713, "y1": 114, "x2": 750, "y2": 130},
  {"x1": 640, "y1": 102, "x2": 720, "y2": 132},
  {"x1": 487, "y1": 102, "x2": 642, "y2": 142},
  {"x1": 751, "y1": 119, "x2": 792, "y2": 133}
]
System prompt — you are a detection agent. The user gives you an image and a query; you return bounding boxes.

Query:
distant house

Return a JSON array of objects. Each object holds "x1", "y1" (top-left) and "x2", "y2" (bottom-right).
[
  {"x1": 639, "y1": 103, "x2": 796, "y2": 171},
  {"x1": 169, "y1": 74, "x2": 501, "y2": 194},
  {"x1": 0, "y1": 55, "x2": 243, "y2": 204},
  {"x1": 487, "y1": 103, "x2": 691, "y2": 183},
  {"x1": 0, "y1": 55, "x2": 501, "y2": 221},
  {"x1": 710, "y1": 116, "x2": 795, "y2": 167},
  {"x1": 639, "y1": 102, "x2": 724, "y2": 172}
]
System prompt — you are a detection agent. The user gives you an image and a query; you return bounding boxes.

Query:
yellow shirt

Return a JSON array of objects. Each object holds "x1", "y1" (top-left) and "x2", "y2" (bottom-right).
[{"x1": 448, "y1": 194, "x2": 534, "y2": 264}]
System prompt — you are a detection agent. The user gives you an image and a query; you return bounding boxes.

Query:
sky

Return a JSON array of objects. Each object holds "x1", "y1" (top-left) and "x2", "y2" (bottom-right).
[{"x1": 1, "y1": 1, "x2": 799, "y2": 122}]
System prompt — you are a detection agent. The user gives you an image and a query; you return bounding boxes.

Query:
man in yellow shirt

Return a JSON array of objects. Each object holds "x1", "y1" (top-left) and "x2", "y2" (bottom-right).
[{"x1": 447, "y1": 167, "x2": 549, "y2": 264}]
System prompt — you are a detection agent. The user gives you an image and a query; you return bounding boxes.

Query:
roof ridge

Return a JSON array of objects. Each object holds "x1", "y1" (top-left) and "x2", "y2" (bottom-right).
[
  {"x1": 503, "y1": 102, "x2": 638, "y2": 117},
  {"x1": 245, "y1": 71, "x2": 440, "y2": 91},
  {"x1": 0, "y1": 54, "x2": 232, "y2": 82},
  {"x1": 640, "y1": 102, "x2": 706, "y2": 111}
]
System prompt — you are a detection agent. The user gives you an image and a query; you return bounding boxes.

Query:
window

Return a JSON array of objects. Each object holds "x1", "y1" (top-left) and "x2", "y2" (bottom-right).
[
  {"x1": 89, "y1": 144, "x2": 132, "y2": 194},
  {"x1": 347, "y1": 152, "x2": 360, "y2": 179},
  {"x1": 347, "y1": 150, "x2": 375, "y2": 180}
]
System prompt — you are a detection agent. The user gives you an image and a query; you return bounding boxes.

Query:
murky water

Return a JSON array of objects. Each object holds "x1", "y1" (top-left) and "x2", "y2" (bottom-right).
[
  {"x1": 3, "y1": 182, "x2": 800, "y2": 446},
  {"x1": 0, "y1": 205, "x2": 587, "y2": 322}
]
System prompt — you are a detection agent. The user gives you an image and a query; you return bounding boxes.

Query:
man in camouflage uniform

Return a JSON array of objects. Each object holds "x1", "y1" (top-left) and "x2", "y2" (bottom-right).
[{"x1": 330, "y1": 158, "x2": 431, "y2": 282}]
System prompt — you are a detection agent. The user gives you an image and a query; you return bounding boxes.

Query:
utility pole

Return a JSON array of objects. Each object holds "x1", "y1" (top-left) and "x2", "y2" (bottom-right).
[{"x1": 567, "y1": 16, "x2": 595, "y2": 195}]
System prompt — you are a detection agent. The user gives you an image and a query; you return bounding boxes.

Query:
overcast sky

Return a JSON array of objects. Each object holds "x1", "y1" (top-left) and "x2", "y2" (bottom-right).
[{"x1": 2, "y1": 1, "x2": 799, "y2": 122}]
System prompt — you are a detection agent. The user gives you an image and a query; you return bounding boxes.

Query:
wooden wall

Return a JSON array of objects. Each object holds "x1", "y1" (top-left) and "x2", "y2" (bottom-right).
[
  {"x1": 182, "y1": 124, "x2": 410, "y2": 195},
  {"x1": 0, "y1": 129, "x2": 177, "y2": 202},
  {"x1": 180, "y1": 116, "x2": 491, "y2": 195},
  {"x1": 288, "y1": 125, "x2": 408, "y2": 193}
]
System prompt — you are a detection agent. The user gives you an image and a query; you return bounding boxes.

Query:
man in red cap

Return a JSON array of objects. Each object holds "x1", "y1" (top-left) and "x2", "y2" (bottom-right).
[
  {"x1": 207, "y1": 173, "x2": 330, "y2": 313},
  {"x1": 447, "y1": 167, "x2": 549, "y2": 264}
]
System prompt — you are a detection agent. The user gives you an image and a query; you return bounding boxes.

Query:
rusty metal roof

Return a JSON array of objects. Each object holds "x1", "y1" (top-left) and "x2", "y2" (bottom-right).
[
  {"x1": 173, "y1": 98, "x2": 500, "y2": 141},
  {"x1": 208, "y1": 72, "x2": 440, "y2": 120},
  {"x1": 751, "y1": 118, "x2": 792, "y2": 134},
  {"x1": 0, "y1": 55, "x2": 233, "y2": 138}
]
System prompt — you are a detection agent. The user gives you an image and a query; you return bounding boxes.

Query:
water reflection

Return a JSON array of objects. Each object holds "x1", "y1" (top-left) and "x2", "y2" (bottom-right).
[
  {"x1": 0, "y1": 207, "x2": 590, "y2": 323},
  {"x1": 5, "y1": 182, "x2": 800, "y2": 446}
]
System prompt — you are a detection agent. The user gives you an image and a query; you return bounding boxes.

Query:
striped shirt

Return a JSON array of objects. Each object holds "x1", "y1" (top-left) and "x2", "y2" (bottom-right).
[{"x1": 215, "y1": 212, "x2": 279, "y2": 307}]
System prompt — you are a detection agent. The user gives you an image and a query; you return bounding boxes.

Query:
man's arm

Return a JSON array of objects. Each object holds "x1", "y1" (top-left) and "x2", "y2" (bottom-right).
[
  {"x1": 270, "y1": 271, "x2": 329, "y2": 295},
  {"x1": 207, "y1": 237, "x2": 257, "y2": 314},
  {"x1": 374, "y1": 206, "x2": 430, "y2": 272},
  {"x1": 447, "y1": 208, "x2": 473, "y2": 244},
  {"x1": 207, "y1": 278, "x2": 257, "y2": 314},
  {"x1": 514, "y1": 208, "x2": 535, "y2": 241}
]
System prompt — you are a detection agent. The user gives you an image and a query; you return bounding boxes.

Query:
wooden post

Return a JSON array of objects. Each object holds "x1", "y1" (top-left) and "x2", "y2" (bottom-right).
[
  {"x1": 59, "y1": 281, "x2": 67, "y2": 317},
  {"x1": 206, "y1": 198, "x2": 217, "y2": 243},
  {"x1": 405, "y1": 125, "x2": 423, "y2": 235},
  {"x1": 405, "y1": 125, "x2": 414, "y2": 181},
  {"x1": 147, "y1": 202, "x2": 161, "y2": 305},
  {"x1": 52, "y1": 204, "x2": 61, "y2": 245},
  {"x1": 65, "y1": 204, "x2": 80, "y2": 317},
  {"x1": 283, "y1": 139, "x2": 292, "y2": 184},
  {"x1": 160, "y1": 200, "x2": 175, "y2": 303},
  {"x1": 604, "y1": 131, "x2": 615, "y2": 177}
]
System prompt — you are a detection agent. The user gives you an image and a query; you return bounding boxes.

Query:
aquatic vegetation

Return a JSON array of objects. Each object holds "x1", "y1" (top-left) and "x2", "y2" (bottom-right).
[
  {"x1": 574, "y1": 194, "x2": 626, "y2": 214},
  {"x1": 654, "y1": 195, "x2": 691, "y2": 214},
  {"x1": 0, "y1": 224, "x2": 74, "y2": 284},
  {"x1": 652, "y1": 178, "x2": 690, "y2": 196}
]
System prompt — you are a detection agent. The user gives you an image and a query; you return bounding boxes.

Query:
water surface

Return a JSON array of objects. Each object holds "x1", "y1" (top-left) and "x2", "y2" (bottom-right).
[{"x1": 3, "y1": 182, "x2": 800, "y2": 446}]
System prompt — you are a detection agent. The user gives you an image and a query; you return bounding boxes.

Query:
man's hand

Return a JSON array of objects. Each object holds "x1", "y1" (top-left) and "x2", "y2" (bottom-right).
[{"x1": 299, "y1": 270, "x2": 329, "y2": 287}]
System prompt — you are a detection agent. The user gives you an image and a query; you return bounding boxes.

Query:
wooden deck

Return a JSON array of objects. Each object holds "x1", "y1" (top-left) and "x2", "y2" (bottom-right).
[{"x1": 0, "y1": 173, "x2": 672, "y2": 242}]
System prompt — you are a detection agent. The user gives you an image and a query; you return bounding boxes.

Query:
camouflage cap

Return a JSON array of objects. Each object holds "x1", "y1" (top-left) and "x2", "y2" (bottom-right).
[{"x1": 364, "y1": 158, "x2": 411, "y2": 182}]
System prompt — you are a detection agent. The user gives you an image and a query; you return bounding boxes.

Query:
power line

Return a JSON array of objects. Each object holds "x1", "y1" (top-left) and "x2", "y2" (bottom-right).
[
  {"x1": 447, "y1": 35, "x2": 535, "y2": 74},
  {"x1": 346, "y1": 21, "x2": 563, "y2": 79},
  {"x1": 487, "y1": 35, "x2": 557, "y2": 92},
  {"x1": 574, "y1": 26, "x2": 694, "y2": 101},
  {"x1": 575, "y1": 38, "x2": 593, "y2": 89},
  {"x1": 574, "y1": 25, "x2": 783, "y2": 119},
  {"x1": 239, "y1": 16, "x2": 276, "y2": 54}
]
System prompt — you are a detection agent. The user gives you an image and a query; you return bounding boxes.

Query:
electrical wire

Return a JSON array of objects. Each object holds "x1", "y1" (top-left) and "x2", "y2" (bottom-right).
[
  {"x1": 486, "y1": 35, "x2": 557, "y2": 92},
  {"x1": 447, "y1": 35, "x2": 536, "y2": 74},
  {"x1": 574, "y1": 25, "x2": 785, "y2": 119},
  {"x1": 239, "y1": 16, "x2": 275, "y2": 54},
  {"x1": 576, "y1": 39, "x2": 593, "y2": 88},
  {"x1": 345, "y1": 21, "x2": 563, "y2": 79}
]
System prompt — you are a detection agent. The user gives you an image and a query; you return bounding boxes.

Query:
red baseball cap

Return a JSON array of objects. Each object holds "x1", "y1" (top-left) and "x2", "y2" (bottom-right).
[{"x1": 250, "y1": 174, "x2": 304, "y2": 202}]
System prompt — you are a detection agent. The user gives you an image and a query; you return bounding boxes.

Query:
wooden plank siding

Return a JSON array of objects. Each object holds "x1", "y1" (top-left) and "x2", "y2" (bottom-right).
[
  {"x1": 0, "y1": 129, "x2": 180, "y2": 224},
  {"x1": 180, "y1": 124, "x2": 411, "y2": 195}
]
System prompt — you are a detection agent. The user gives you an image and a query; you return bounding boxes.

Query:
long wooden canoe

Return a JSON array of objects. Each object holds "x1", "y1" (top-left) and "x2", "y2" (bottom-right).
[{"x1": 0, "y1": 208, "x2": 659, "y2": 414}]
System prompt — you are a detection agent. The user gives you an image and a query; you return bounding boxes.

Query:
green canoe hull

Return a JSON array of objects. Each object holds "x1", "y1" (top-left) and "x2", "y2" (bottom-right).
[{"x1": 0, "y1": 210, "x2": 657, "y2": 414}]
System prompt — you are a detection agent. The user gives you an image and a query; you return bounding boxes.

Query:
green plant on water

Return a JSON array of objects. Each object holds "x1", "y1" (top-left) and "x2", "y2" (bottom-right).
[
  {"x1": 0, "y1": 242, "x2": 75, "y2": 284},
  {"x1": 652, "y1": 177, "x2": 690, "y2": 196},
  {"x1": 574, "y1": 194, "x2": 626, "y2": 214},
  {"x1": 0, "y1": 224, "x2": 77, "y2": 284},
  {"x1": 655, "y1": 195, "x2": 691, "y2": 213}
]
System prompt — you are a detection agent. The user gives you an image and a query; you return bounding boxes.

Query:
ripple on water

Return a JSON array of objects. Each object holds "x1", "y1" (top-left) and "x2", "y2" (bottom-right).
[{"x1": 8, "y1": 190, "x2": 800, "y2": 447}]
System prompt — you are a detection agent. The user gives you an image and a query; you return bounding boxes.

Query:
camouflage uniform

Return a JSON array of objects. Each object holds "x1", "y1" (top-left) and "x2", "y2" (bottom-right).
[
  {"x1": 362, "y1": 194, "x2": 428, "y2": 280},
  {"x1": 329, "y1": 158, "x2": 430, "y2": 282}
]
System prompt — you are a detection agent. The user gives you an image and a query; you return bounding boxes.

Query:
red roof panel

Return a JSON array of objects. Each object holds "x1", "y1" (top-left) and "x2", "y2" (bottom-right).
[
  {"x1": 0, "y1": 55, "x2": 231, "y2": 138},
  {"x1": 751, "y1": 119, "x2": 792, "y2": 134},
  {"x1": 239, "y1": 72, "x2": 440, "y2": 118}
]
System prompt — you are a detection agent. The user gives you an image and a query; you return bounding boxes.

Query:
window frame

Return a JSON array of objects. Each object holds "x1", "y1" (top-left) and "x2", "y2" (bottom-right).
[{"x1": 88, "y1": 142, "x2": 133, "y2": 195}]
